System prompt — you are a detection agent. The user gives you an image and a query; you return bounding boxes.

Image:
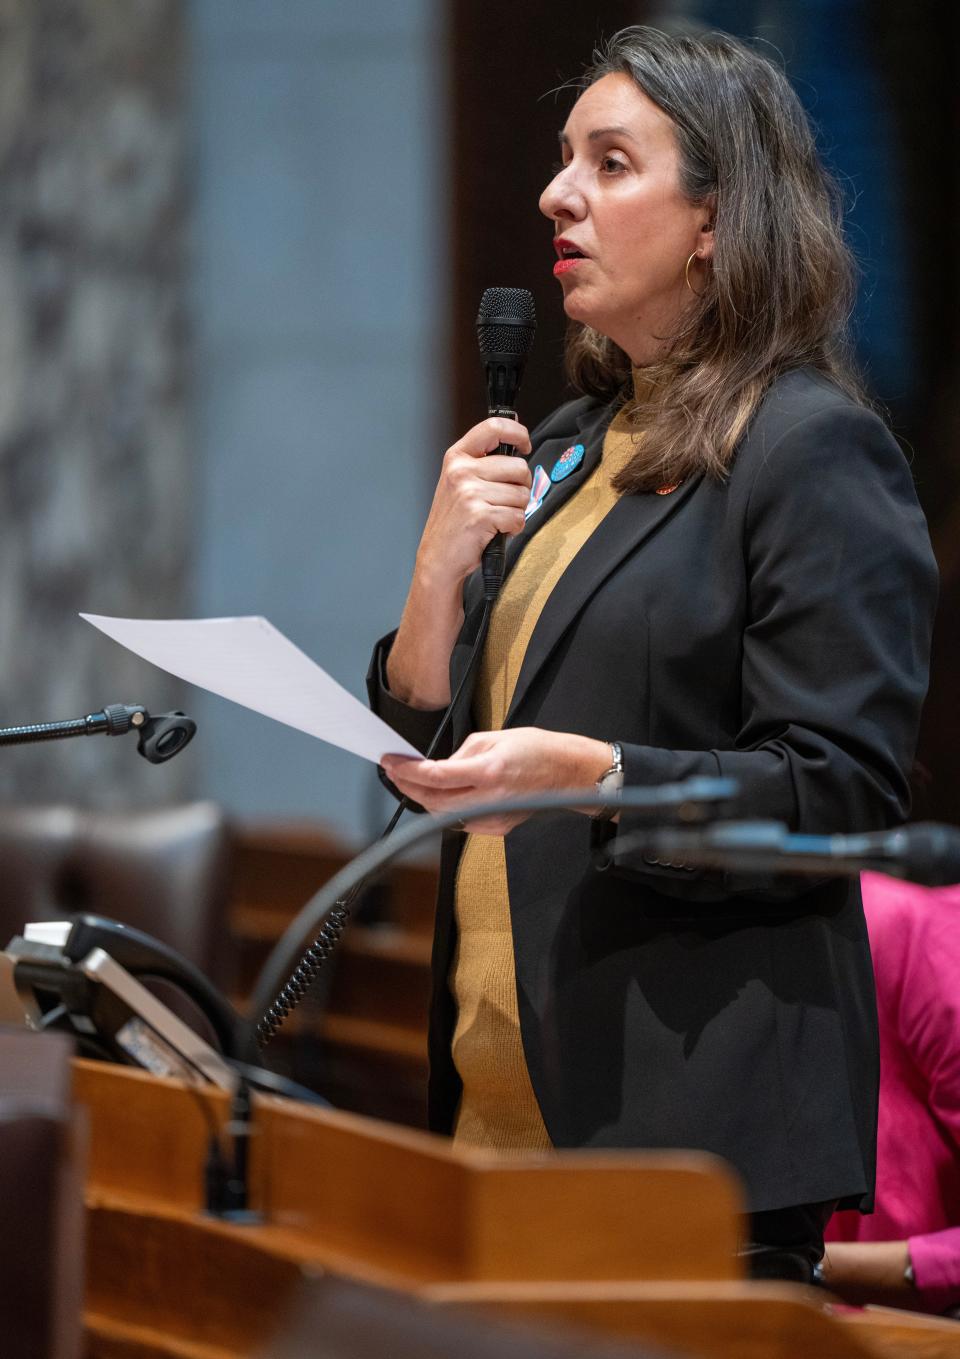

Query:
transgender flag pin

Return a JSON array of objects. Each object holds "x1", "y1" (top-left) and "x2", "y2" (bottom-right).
[{"x1": 525, "y1": 464, "x2": 552, "y2": 520}]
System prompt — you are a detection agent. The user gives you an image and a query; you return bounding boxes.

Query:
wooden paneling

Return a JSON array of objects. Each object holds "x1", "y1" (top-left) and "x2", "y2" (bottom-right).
[
  {"x1": 74, "y1": 1060, "x2": 744, "y2": 1291},
  {"x1": 448, "y1": 2, "x2": 642, "y2": 438},
  {"x1": 228, "y1": 822, "x2": 436, "y2": 1125},
  {"x1": 433, "y1": 1283, "x2": 880, "y2": 1359},
  {"x1": 74, "y1": 1060, "x2": 960, "y2": 1359}
]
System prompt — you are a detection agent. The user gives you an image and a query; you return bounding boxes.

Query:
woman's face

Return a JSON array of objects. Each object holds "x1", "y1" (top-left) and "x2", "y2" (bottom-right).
[{"x1": 539, "y1": 73, "x2": 714, "y2": 365}]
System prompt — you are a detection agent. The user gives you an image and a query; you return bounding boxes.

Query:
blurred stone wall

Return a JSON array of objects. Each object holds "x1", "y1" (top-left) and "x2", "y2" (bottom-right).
[{"x1": 0, "y1": 0, "x2": 194, "y2": 807}]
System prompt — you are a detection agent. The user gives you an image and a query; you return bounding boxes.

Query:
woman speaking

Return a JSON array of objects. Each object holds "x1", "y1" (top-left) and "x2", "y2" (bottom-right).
[{"x1": 368, "y1": 27, "x2": 937, "y2": 1280}]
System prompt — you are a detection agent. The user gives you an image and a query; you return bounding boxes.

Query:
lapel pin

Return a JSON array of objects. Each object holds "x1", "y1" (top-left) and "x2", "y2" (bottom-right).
[
  {"x1": 524, "y1": 464, "x2": 552, "y2": 520},
  {"x1": 655, "y1": 482, "x2": 681, "y2": 495},
  {"x1": 550, "y1": 443, "x2": 585, "y2": 483}
]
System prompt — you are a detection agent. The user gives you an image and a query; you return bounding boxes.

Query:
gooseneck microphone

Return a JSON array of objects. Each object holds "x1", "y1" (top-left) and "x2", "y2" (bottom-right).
[
  {"x1": 476, "y1": 286, "x2": 536, "y2": 601},
  {"x1": 617, "y1": 820, "x2": 960, "y2": 888},
  {"x1": 0, "y1": 704, "x2": 196, "y2": 764}
]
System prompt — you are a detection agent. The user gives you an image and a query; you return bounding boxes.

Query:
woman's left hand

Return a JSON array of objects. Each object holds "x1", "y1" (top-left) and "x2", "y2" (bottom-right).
[{"x1": 380, "y1": 727, "x2": 612, "y2": 835}]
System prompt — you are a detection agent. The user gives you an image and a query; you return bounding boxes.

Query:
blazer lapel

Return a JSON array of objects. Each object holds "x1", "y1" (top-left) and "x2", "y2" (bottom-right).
[
  {"x1": 459, "y1": 398, "x2": 615, "y2": 624},
  {"x1": 504, "y1": 472, "x2": 702, "y2": 725},
  {"x1": 448, "y1": 396, "x2": 699, "y2": 742},
  {"x1": 503, "y1": 399, "x2": 614, "y2": 573}
]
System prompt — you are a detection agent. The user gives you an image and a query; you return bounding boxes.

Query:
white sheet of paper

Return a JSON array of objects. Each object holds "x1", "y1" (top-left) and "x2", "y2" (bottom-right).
[{"x1": 80, "y1": 613, "x2": 420, "y2": 763}]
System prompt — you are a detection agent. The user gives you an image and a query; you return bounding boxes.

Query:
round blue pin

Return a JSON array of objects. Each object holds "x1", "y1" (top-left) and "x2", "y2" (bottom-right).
[{"x1": 550, "y1": 443, "x2": 585, "y2": 483}]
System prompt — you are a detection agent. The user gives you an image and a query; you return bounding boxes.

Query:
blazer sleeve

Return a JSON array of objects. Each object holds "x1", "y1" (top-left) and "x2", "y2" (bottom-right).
[
  {"x1": 603, "y1": 401, "x2": 939, "y2": 893},
  {"x1": 367, "y1": 628, "x2": 450, "y2": 755},
  {"x1": 365, "y1": 399, "x2": 595, "y2": 801},
  {"x1": 366, "y1": 629, "x2": 451, "y2": 808}
]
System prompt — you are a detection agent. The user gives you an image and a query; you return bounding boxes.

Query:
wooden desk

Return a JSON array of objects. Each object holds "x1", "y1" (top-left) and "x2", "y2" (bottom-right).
[{"x1": 74, "y1": 1060, "x2": 960, "y2": 1359}]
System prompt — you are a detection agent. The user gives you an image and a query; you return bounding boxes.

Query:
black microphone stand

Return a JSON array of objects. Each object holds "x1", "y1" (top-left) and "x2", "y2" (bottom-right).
[
  {"x1": 0, "y1": 704, "x2": 197, "y2": 764},
  {"x1": 249, "y1": 777, "x2": 739, "y2": 1036},
  {"x1": 610, "y1": 818, "x2": 960, "y2": 888}
]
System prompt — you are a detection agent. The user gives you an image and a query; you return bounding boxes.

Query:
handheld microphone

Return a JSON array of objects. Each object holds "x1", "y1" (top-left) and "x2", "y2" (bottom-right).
[
  {"x1": 617, "y1": 820, "x2": 960, "y2": 888},
  {"x1": 476, "y1": 286, "x2": 536, "y2": 601}
]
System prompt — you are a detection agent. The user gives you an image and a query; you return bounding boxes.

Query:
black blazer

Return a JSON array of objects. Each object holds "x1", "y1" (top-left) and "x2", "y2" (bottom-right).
[{"x1": 368, "y1": 368, "x2": 938, "y2": 1214}]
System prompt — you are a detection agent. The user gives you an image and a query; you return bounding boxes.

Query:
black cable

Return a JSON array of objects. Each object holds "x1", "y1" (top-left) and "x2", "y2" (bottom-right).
[
  {"x1": 254, "y1": 602, "x2": 493, "y2": 1048},
  {"x1": 200, "y1": 1064, "x2": 331, "y2": 1216},
  {"x1": 157, "y1": 1052, "x2": 235, "y2": 1216},
  {"x1": 228, "y1": 1059, "x2": 332, "y2": 1107}
]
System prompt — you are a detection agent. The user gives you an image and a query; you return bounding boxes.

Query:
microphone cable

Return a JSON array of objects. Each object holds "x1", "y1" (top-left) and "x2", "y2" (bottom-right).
[
  {"x1": 256, "y1": 287, "x2": 536, "y2": 1048},
  {"x1": 254, "y1": 289, "x2": 535, "y2": 1049},
  {"x1": 254, "y1": 600, "x2": 493, "y2": 1048}
]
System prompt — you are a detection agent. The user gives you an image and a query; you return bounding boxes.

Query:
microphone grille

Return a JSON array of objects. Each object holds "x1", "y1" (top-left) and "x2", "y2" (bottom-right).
[
  {"x1": 897, "y1": 822, "x2": 960, "y2": 887},
  {"x1": 476, "y1": 287, "x2": 537, "y2": 358}
]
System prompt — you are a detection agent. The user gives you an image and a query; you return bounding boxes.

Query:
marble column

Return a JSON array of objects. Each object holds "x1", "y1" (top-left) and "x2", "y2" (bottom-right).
[{"x1": 0, "y1": 0, "x2": 193, "y2": 807}]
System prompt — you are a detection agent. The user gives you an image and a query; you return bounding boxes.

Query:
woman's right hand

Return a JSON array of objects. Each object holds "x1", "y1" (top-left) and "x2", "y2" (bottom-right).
[
  {"x1": 415, "y1": 417, "x2": 533, "y2": 587},
  {"x1": 385, "y1": 417, "x2": 532, "y2": 710}
]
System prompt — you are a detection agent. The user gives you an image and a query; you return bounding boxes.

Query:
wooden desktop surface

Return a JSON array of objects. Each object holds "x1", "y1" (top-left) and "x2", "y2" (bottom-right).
[{"x1": 73, "y1": 1059, "x2": 960, "y2": 1359}]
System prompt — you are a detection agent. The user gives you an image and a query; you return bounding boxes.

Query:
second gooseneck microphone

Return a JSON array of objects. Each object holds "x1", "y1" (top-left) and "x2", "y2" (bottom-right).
[{"x1": 476, "y1": 286, "x2": 536, "y2": 601}]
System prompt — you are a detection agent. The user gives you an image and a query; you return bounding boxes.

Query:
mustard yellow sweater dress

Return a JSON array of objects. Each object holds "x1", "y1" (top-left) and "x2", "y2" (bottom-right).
[{"x1": 451, "y1": 406, "x2": 642, "y2": 1149}]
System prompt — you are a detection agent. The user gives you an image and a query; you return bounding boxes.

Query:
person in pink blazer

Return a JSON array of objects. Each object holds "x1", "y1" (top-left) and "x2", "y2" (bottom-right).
[{"x1": 824, "y1": 872, "x2": 960, "y2": 1313}]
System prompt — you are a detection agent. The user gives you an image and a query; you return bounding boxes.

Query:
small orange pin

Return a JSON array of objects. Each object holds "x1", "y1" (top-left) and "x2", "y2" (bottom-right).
[{"x1": 655, "y1": 482, "x2": 680, "y2": 495}]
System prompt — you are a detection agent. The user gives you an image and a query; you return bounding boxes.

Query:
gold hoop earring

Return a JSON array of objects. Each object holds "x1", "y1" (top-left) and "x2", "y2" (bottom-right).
[{"x1": 685, "y1": 251, "x2": 705, "y2": 296}]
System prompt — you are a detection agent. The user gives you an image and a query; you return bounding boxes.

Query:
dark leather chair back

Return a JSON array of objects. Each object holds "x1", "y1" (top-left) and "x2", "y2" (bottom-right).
[
  {"x1": 0, "y1": 1027, "x2": 83, "y2": 1359},
  {"x1": 0, "y1": 802, "x2": 232, "y2": 987}
]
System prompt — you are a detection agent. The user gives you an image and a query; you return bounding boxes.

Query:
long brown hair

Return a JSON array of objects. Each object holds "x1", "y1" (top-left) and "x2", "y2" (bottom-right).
[{"x1": 565, "y1": 26, "x2": 867, "y2": 493}]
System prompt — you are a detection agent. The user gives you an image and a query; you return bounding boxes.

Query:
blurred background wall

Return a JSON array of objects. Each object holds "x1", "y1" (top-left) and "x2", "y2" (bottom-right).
[
  {"x1": 187, "y1": 0, "x2": 444, "y2": 839},
  {"x1": 0, "y1": 0, "x2": 193, "y2": 808},
  {"x1": 0, "y1": 0, "x2": 955, "y2": 843},
  {"x1": 0, "y1": 0, "x2": 445, "y2": 841}
]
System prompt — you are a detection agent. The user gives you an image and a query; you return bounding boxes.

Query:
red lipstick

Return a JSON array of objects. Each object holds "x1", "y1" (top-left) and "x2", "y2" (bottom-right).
[{"x1": 552, "y1": 236, "x2": 588, "y2": 276}]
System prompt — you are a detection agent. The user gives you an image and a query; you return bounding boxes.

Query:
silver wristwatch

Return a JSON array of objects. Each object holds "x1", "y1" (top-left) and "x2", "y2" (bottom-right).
[{"x1": 593, "y1": 742, "x2": 624, "y2": 821}]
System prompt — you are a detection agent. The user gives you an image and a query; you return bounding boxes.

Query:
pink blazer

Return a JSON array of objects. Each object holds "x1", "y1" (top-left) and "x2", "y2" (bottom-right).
[{"x1": 826, "y1": 872, "x2": 960, "y2": 1312}]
